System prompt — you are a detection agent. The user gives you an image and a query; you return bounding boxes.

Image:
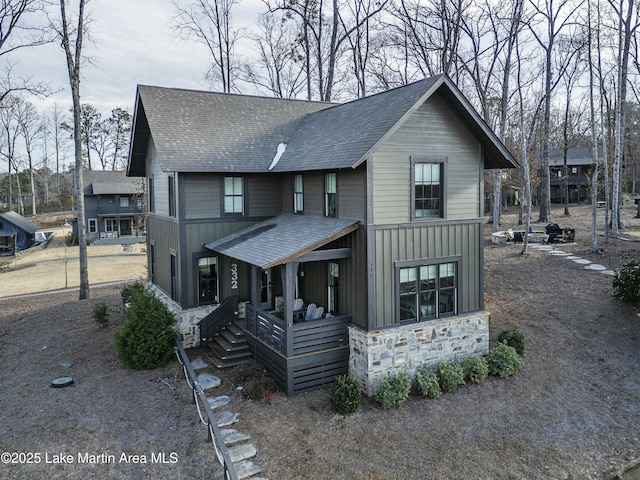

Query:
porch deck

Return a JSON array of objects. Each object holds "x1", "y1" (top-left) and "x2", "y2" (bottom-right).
[{"x1": 245, "y1": 304, "x2": 350, "y2": 395}]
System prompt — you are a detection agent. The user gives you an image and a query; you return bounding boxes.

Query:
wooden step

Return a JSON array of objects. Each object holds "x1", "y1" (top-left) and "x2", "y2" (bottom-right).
[
  {"x1": 207, "y1": 340, "x2": 252, "y2": 359},
  {"x1": 226, "y1": 321, "x2": 246, "y2": 338},
  {"x1": 219, "y1": 328, "x2": 248, "y2": 346}
]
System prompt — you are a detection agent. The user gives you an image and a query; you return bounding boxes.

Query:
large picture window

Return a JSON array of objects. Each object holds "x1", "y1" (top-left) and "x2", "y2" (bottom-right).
[
  {"x1": 197, "y1": 257, "x2": 218, "y2": 305},
  {"x1": 398, "y1": 261, "x2": 457, "y2": 322},
  {"x1": 224, "y1": 176, "x2": 244, "y2": 214}
]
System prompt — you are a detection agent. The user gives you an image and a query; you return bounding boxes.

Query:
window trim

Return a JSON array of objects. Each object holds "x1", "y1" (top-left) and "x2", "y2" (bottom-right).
[
  {"x1": 88, "y1": 218, "x2": 97, "y2": 233},
  {"x1": 223, "y1": 176, "x2": 245, "y2": 216},
  {"x1": 119, "y1": 196, "x2": 130, "y2": 208},
  {"x1": 410, "y1": 156, "x2": 447, "y2": 221},
  {"x1": 324, "y1": 172, "x2": 337, "y2": 217},
  {"x1": 395, "y1": 257, "x2": 460, "y2": 324},
  {"x1": 168, "y1": 174, "x2": 176, "y2": 217},
  {"x1": 328, "y1": 261, "x2": 339, "y2": 314},
  {"x1": 148, "y1": 176, "x2": 155, "y2": 213}
]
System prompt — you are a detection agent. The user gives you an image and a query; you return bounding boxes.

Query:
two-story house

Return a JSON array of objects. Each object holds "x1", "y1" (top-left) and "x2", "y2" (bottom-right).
[
  {"x1": 127, "y1": 75, "x2": 518, "y2": 396},
  {"x1": 548, "y1": 147, "x2": 596, "y2": 204},
  {"x1": 81, "y1": 171, "x2": 145, "y2": 241}
]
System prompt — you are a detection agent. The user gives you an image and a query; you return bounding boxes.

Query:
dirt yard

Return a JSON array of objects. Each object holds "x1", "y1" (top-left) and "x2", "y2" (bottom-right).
[{"x1": 1, "y1": 204, "x2": 639, "y2": 480}]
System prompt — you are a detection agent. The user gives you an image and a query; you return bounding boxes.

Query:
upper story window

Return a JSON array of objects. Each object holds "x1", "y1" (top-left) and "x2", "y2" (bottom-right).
[
  {"x1": 398, "y1": 260, "x2": 457, "y2": 323},
  {"x1": 224, "y1": 176, "x2": 244, "y2": 215},
  {"x1": 293, "y1": 174, "x2": 304, "y2": 214},
  {"x1": 148, "y1": 177, "x2": 155, "y2": 213},
  {"x1": 120, "y1": 197, "x2": 129, "y2": 208},
  {"x1": 325, "y1": 173, "x2": 337, "y2": 217},
  {"x1": 413, "y1": 161, "x2": 444, "y2": 219},
  {"x1": 168, "y1": 175, "x2": 176, "y2": 217}
]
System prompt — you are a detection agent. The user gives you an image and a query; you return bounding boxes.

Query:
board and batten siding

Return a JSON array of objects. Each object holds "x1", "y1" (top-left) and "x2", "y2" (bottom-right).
[
  {"x1": 371, "y1": 220, "x2": 482, "y2": 328},
  {"x1": 146, "y1": 138, "x2": 171, "y2": 217},
  {"x1": 247, "y1": 174, "x2": 283, "y2": 217},
  {"x1": 370, "y1": 92, "x2": 482, "y2": 225},
  {"x1": 183, "y1": 174, "x2": 221, "y2": 219},
  {"x1": 147, "y1": 215, "x2": 180, "y2": 299}
]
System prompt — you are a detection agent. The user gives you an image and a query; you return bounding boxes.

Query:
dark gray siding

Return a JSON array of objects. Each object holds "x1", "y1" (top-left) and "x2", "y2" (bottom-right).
[
  {"x1": 371, "y1": 92, "x2": 482, "y2": 224},
  {"x1": 370, "y1": 220, "x2": 482, "y2": 328},
  {"x1": 337, "y1": 165, "x2": 366, "y2": 222},
  {"x1": 147, "y1": 215, "x2": 179, "y2": 298},
  {"x1": 303, "y1": 172, "x2": 324, "y2": 216},
  {"x1": 247, "y1": 174, "x2": 283, "y2": 217},
  {"x1": 183, "y1": 173, "x2": 221, "y2": 219}
]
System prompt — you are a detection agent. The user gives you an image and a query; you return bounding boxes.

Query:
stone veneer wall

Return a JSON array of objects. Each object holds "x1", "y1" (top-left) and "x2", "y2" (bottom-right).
[
  {"x1": 349, "y1": 312, "x2": 490, "y2": 396},
  {"x1": 148, "y1": 284, "x2": 218, "y2": 348}
]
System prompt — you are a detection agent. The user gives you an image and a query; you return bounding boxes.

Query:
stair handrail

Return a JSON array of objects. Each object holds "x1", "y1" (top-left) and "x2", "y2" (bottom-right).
[
  {"x1": 199, "y1": 295, "x2": 240, "y2": 343},
  {"x1": 174, "y1": 338, "x2": 239, "y2": 480}
]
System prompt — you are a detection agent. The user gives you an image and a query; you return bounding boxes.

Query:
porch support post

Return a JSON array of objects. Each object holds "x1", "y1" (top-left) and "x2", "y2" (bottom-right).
[
  {"x1": 250, "y1": 265, "x2": 260, "y2": 338},
  {"x1": 283, "y1": 261, "x2": 298, "y2": 357}
]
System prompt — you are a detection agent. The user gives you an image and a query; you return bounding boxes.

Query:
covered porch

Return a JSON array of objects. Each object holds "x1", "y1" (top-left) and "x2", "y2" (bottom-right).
[{"x1": 205, "y1": 214, "x2": 359, "y2": 396}]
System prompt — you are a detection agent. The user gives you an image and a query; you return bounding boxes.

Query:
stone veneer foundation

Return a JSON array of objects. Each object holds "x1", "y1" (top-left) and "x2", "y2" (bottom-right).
[
  {"x1": 349, "y1": 312, "x2": 490, "y2": 396},
  {"x1": 148, "y1": 284, "x2": 218, "y2": 348}
]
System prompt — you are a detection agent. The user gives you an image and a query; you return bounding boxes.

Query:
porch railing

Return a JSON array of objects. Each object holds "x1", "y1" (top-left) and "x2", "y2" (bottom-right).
[
  {"x1": 246, "y1": 304, "x2": 350, "y2": 358},
  {"x1": 199, "y1": 296, "x2": 238, "y2": 344}
]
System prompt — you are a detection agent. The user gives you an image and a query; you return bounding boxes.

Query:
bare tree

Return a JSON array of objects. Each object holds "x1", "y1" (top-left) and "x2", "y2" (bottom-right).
[
  {"x1": 56, "y1": 0, "x2": 90, "y2": 300},
  {"x1": 239, "y1": 13, "x2": 307, "y2": 97},
  {"x1": 16, "y1": 99, "x2": 43, "y2": 215},
  {"x1": 173, "y1": 0, "x2": 240, "y2": 93},
  {"x1": 108, "y1": 107, "x2": 132, "y2": 170},
  {"x1": 0, "y1": 95, "x2": 21, "y2": 211},
  {"x1": 43, "y1": 103, "x2": 69, "y2": 203}
]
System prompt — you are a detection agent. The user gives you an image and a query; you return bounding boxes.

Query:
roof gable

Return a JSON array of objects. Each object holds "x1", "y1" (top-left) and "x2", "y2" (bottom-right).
[{"x1": 84, "y1": 170, "x2": 143, "y2": 195}]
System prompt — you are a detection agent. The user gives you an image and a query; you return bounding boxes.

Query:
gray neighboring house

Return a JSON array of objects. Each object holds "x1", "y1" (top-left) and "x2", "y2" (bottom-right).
[
  {"x1": 0, "y1": 210, "x2": 39, "y2": 255},
  {"x1": 127, "y1": 74, "x2": 519, "y2": 396},
  {"x1": 80, "y1": 171, "x2": 144, "y2": 241},
  {"x1": 548, "y1": 147, "x2": 596, "y2": 204}
]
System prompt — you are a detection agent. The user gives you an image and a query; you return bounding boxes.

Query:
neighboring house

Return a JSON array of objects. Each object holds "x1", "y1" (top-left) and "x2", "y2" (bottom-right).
[
  {"x1": 548, "y1": 147, "x2": 596, "y2": 204},
  {"x1": 80, "y1": 171, "x2": 144, "y2": 241},
  {"x1": 127, "y1": 74, "x2": 518, "y2": 396},
  {"x1": 0, "y1": 210, "x2": 39, "y2": 255}
]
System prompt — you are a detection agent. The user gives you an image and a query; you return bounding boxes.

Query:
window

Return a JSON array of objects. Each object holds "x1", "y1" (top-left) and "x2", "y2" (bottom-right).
[
  {"x1": 325, "y1": 173, "x2": 336, "y2": 217},
  {"x1": 168, "y1": 175, "x2": 176, "y2": 217},
  {"x1": 88, "y1": 218, "x2": 97, "y2": 233},
  {"x1": 571, "y1": 167, "x2": 578, "y2": 174},
  {"x1": 293, "y1": 174, "x2": 304, "y2": 214},
  {"x1": 197, "y1": 257, "x2": 218, "y2": 305},
  {"x1": 148, "y1": 177, "x2": 155, "y2": 213},
  {"x1": 120, "y1": 197, "x2": 129, "y2": 208},
  {"x1": 328, "y1": 262, "x2": 339, "y2": 314},
  {"x1": 224, "y1": 176, "x2": 244, "y2": 214},
  {"x1": 414, "y1": 162, "x2": 442, "y2": 218},
  {"x1": 398, "y1": 261, "x2": 457, "y2": 322},
  {"x1": 105, "y1": 218, "x2": 117, "y2": 232},
  {"x1": 150, "y1": 243, "x2": 156, "y2": 283},
  {"x1": 170, "y1": 252, "x2": 177, "y2": 301}
]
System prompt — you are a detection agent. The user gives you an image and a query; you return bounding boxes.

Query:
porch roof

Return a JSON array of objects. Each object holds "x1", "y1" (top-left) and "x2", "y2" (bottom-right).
[{"x1": 204, "y1": 214, "x2": 359, "y2": 269}]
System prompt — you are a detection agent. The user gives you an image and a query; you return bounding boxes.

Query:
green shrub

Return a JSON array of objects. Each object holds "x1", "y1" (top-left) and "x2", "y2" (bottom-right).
[
  {"x1": 461, "y1": 356, "x2": 489, "y2": 384},
  {"x1": 497, "y1": 329, "x2": 525, "y2": 356},
  {"x1": 415, "y1": 368, "x2": 441, "y2": 399},
  {"x1": 114, "y1": 287, "x2": 176, "y2": 370},
  {"x1": 487, "y1": 343, "x2": 522, "y2": 378},
  {"x1": 121, "y1": 281, "x2": 147, "y2": 306},
  {"x1": 92, "y1": 301, "x2": 109, "y2": 327},
  {"x1": 436, "y1": 361, "x2": 465, "y2": 393},
  {"x1": 613, "y1": 259, "x2": 640, "y2": 303},
  {"x1": 375, "y1": 372, "x2": 411, "y2": 409},
  {"x1": 331, "y1": 375, "x2": 362, "y2": 415}
]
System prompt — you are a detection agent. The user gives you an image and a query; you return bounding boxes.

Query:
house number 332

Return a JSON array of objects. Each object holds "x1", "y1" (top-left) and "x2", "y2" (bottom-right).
[{"x1": 230, "y1": 263, "x2": 238, "y2": 289}]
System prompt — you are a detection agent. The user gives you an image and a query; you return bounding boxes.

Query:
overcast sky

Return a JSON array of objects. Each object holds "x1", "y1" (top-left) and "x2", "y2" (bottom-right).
[{"x1": 20, "y1": 0, "x2": 264, "y2": 116}]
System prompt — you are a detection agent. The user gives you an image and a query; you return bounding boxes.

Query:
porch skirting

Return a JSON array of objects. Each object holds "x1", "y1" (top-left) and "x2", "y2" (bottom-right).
[
  {"x1": 349, "y1": 312, "x2": 490, "y2": 396},
  {"x1": 148, "y1": 284, "x2": 218, "y2": 348}
]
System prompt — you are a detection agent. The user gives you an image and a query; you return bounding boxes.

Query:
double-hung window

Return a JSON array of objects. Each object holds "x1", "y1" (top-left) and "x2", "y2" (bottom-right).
[
  {"x1": 168, "y1": 175, "x2": 176, "y2": 217},
  {"x1": 398, "y1": 260, "x2": 457, "y2": 322},
  {"x1": 224, "y1": 176, "x2": 244, "y2": 215},
  {"x1": 413, "y1": 158, "x2": 445, "y2": 219},
  {"x1": 325, "y1": 173, "x2": 337, "y2": 217},
  {"x1": 293, "y1": 174, "x2": 304, "y2": 214}
]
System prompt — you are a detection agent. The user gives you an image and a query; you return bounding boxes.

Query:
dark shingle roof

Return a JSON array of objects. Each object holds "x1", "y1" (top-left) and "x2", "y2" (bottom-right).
[
  {"x1": 204, "y1": 214, "x2": 359, "y2": 269},
  {"x1": 84, "y1": 171, "x2": 143, "y2": 195},
  {"x1": 548, "y1": 147, "x2": 598, "y2": 167},
  {"x1": 0, "y1": 211, "x2": 39, "y2": 234},
  {"x1": 128, "y1": 75, "x2": 518, "y2": 175},
  {"x1": 131, "y1": 86, "x2": 332, "y2": 174}
]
